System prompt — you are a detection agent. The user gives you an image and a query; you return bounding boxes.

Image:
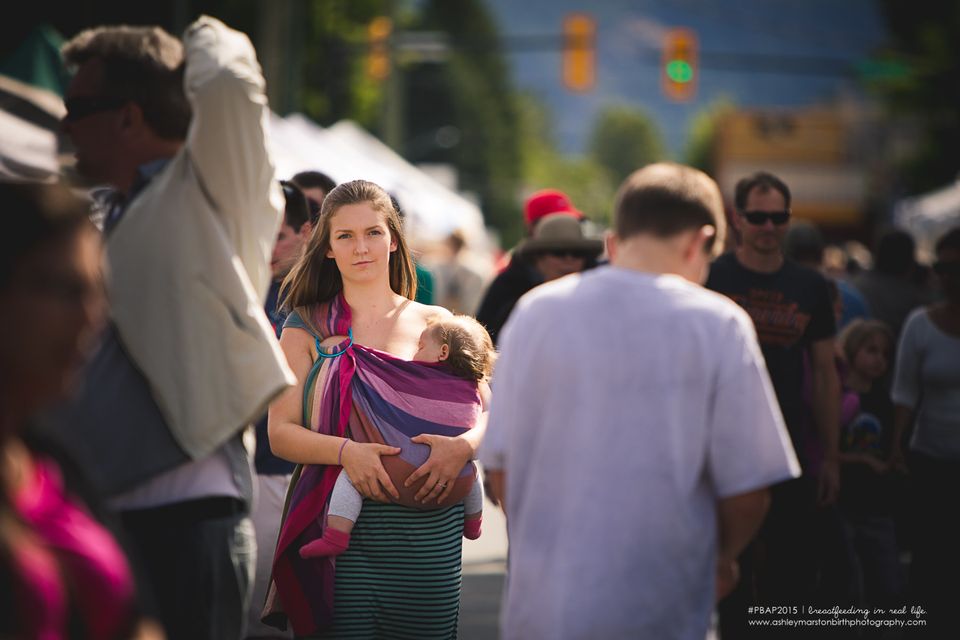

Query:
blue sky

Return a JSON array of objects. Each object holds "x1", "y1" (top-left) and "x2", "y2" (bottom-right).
[{"x1": 484, "y1": 0, "x2": 889, "y2": 156}]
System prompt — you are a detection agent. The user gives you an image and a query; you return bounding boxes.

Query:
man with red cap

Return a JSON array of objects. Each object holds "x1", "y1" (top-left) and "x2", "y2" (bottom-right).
[{"x1": 476, "y1": 189, "x2": 600, "y2": 345}]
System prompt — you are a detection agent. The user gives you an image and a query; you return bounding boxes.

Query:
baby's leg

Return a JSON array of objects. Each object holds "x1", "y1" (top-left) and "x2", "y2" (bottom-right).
[
  {"x1": 300, "y1": 472, "x2": 363, "y2": 559},
  {"x1": 463, "y1": 470, "x2": 484, "y2": 540},
  {"x1": 326, "y1": 472, "x2": 363, "y2": 534}
]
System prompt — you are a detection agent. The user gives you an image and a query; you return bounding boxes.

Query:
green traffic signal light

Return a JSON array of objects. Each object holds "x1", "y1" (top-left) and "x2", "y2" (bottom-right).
[{"x1": 666, "y1": 59, "x2": 693, "y2": 83}]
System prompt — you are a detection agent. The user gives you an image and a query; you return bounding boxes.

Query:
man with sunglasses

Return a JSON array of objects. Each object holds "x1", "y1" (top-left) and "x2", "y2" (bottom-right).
[
  {"x1": 707, "y1": 171, "x2": 841, "y2": 637},
  {"x1": 52, "y1": 16, "x2": 295, "y2": 639}
]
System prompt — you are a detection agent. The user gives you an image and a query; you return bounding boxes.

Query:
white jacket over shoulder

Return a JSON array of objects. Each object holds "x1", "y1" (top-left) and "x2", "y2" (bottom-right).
[{"x1": 106, "y1": 16, "x2": 295, "y2": 457}]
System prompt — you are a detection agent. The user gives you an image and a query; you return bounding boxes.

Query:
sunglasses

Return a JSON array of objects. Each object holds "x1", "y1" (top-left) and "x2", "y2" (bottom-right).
[
  {"x1": 740, "y1": 210, "x2": 791, "y2": 225},
  {"x1": 63, "y1": 95, "x2": 129, "y2": 123},
  {"x1": 545, "y1": 249, "x2": 589, "y2": 260},
  {"x1": 933, "y1": 261, "x2": 960, "y2": 276}
]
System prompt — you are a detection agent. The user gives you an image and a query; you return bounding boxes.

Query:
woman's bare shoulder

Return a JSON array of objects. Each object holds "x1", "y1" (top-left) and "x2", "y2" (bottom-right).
[{"x1": 408, "y1": 301, "x2": 454, "y2": 321}]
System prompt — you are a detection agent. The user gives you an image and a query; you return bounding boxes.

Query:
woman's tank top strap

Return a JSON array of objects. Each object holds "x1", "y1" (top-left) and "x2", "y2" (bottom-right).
[{"x1": 282, "y1": 309, "x2": 310, "y2": 333}]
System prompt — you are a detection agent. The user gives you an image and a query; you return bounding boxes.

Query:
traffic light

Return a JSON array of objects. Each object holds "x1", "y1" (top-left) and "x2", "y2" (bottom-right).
[
  {"x1": 562, "y1": 13, "x2": 595, "y2": 93},
  {"x1": 367, "y1": 16, "x2": 392, "y2": 81},
  {"x1": 662, "y1": 28, "x2": 697, "y2": 102}
]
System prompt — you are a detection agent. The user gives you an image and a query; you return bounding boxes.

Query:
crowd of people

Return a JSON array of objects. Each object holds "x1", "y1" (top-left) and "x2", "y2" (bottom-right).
[{"x1": 1, "y1": 13, "x2": 958, "y2": 640}]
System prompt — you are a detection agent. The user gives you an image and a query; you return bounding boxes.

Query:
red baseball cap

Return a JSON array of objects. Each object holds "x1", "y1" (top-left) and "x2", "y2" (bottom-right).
[{"x1": 523, "y1": 189, "x2": 583, "y2": 229}]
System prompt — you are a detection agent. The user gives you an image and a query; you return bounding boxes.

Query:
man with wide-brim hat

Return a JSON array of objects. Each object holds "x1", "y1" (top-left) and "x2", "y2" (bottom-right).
[
  {"x1": 477, "y1": 212, "x2": 603, "y2": 344},
  {"x1": 517, "y1": 213, "x2": 604, "y2": 275}
]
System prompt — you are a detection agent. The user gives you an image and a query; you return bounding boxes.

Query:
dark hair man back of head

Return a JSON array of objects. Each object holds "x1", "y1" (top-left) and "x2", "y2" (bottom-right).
[
  {"x1": 614, "y1": 162, "x2": 726, "y2": 255},
  {"x1": 873, "y1": 228, "x2": 916, "y2": 276},
  {"x1": 291, "y1": 170, "x2": 336, "y2": 223},
  {"x1": 291, "y1": 170, "x2": 336, "y2": 195},
  {"x1": 280, "y1": 180, "x2": 310, "y2": 232}
]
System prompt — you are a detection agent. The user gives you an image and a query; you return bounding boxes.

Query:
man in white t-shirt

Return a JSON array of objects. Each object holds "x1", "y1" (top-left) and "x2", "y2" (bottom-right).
[{"x1": 480, "y1": 163, "x2": 800, "y2": 640}]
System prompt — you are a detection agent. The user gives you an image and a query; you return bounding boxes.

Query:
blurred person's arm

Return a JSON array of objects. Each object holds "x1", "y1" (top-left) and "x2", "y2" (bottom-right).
[
  {"x1": 182, "y1": 16, "x2": 282, "y2": 291},
  {"x1": 716, "y1": 488, "x2": 770, "y2": 601},
  {"x1": 485, "y1": 469, "x2": 505, "y2": 512},
  {"x1": 889, "y1": 405, "x2": 914, "y2": 472},
  {"x1": 268, "y1": 328, "x2": 400, "y2": 502},
  {"x1": 810, "y1": 337, "x2": 841, "y2": 505}
]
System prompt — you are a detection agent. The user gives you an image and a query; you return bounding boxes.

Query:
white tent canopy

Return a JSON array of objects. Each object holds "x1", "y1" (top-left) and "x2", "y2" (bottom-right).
[
  {"x1": 894, "y1": 178, "x2": 960, "y2": 261},
  {"x1": 268, "y1": 113, "x2": 490, "y2": 252}
]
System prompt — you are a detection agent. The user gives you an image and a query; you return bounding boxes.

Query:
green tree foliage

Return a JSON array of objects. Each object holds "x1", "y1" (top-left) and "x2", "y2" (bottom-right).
[
  {"x1": 516, "y1": 94, "x2": 616, "y2": 233},
  {"x1": 403, "y1": 0, "x2": 522, "y2": 244},
  {"x1": 588, "y1": 105, "x2": 667, "y2": 185},
  {"x1": 298, "y1": 0, "x2": 390, "y2": 128},
  {"x1": 683, "y1": 98, "x2": 735, "y2": 177},
  {"x1": 874, "y1": 1, "x2": 960, "y2": 194}
]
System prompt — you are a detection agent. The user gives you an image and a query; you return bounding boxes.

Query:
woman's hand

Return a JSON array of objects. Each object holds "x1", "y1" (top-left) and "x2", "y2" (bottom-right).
[
  {"x1": 340, "y1": 440, "x2": 401, "y2": 502},
  {"x1": 406, "y1": 434, "x2": 473, "y2": 504}
]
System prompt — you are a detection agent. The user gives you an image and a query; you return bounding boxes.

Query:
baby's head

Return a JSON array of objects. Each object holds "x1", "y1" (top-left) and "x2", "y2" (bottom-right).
[
  {"x1": 839, "y1": 319, "x2": 894, "y2": 382},
  {"x1": 414, "y1": 315, "x2": 496, "y2": 382}
]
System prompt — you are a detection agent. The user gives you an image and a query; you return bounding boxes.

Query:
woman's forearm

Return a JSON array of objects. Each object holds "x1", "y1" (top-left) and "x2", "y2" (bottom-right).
[
  {"x1": 891, "y1": 404, "x2": 915, "y2": 454},
  {"x1": 268, "y1": 416, "x2": 345, "y2": 465}
]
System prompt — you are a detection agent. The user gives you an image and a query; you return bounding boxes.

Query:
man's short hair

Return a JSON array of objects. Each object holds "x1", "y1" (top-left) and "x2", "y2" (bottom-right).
[
  {"x1": 62, "y1": 25, "x2": 191, "y2": 140},
  {"x1": 280, "y1": 181, "x2": 310, "y2": 232},
  {"x1": 291, "y1": 170, "x2": 337, "y2": 195},
  {"x1": 733, "y1": 171, "x2": 792, "y2": 211},
  {"x1": 614, "y1": 163, "x2": 726, "y2": 254}
]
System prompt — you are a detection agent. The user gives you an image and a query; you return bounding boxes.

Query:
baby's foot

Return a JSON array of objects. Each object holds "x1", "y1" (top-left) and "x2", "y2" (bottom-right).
[{"x1": 463, "y1": 515, "x2": 482, "y2": 540}]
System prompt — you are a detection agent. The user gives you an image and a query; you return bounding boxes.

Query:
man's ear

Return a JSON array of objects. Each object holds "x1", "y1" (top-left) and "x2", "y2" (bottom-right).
[
  {"x1": 683, "y1": 226, "x2": 715, "y2": 262},
  {"x1": 438, "y1": 343, "x2": 450, "y2": 362},
  {"x1": 299, "y1": 220, "x2": 313, "y2": 239},
  {"x1": 604, "y1": 231, "x2": 618, "y2": 262}
]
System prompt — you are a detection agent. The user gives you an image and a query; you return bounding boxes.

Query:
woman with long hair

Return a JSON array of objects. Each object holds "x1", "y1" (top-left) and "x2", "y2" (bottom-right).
[{"x1": 265, "y1": 180, "x2": 486, "y2": 638}]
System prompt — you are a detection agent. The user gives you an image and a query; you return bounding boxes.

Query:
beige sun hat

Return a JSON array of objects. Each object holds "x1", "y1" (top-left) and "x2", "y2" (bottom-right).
[{"x1": 516, "y1": 213, "x2": 604, "y2": 257}]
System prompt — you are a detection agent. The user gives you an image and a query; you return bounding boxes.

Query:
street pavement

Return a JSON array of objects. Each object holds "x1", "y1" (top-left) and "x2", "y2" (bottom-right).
[{"x1": 459, "y1": 491, "x2": 507, "y2": 640}]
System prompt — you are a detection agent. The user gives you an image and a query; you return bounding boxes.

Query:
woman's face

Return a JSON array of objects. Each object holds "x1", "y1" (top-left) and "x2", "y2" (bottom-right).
[
  {"x1": 0, "y1": 228, "x2": 105, "y2": 410},
  {"x1": 325, "y1": 202, "x2": 397, "y2": 285}
]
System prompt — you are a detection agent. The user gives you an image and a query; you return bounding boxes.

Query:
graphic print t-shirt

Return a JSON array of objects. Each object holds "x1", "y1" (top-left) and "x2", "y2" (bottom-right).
[
  {"x1": 706, "y1": 253, "x2": 836, "y2": 443},
  {"x1": 840, "y1": 384, "x2": 895, "y2": 514}
]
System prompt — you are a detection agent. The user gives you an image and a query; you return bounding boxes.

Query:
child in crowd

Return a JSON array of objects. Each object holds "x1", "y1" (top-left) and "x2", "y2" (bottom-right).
[
  {"x1": 300, "y1": 315, "x2": 495, "y2": 558},
  {"x1": 836, "y1": 319, "x2": 902, "y2": 607}
]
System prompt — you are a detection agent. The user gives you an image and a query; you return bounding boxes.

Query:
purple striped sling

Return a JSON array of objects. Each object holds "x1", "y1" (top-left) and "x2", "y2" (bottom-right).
[{"x1": 262, "y1": 294, "x2": 480, "y2": 636}]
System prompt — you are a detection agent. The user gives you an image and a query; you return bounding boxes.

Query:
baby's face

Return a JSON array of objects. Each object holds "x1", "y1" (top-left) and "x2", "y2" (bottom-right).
[{"x1": 414, "y1": 327, "x2": 447, "y2": 362}]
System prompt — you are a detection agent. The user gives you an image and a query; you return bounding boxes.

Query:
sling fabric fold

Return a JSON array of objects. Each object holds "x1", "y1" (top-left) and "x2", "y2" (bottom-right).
[{"x1": 264, "y1": 295, "x2": 480, "y2": 635}]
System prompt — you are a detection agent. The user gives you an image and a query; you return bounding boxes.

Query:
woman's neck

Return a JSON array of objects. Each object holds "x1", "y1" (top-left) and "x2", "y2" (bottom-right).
[{"x1": 341, "y1": 281, "x2": 403, "y2": 317}]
